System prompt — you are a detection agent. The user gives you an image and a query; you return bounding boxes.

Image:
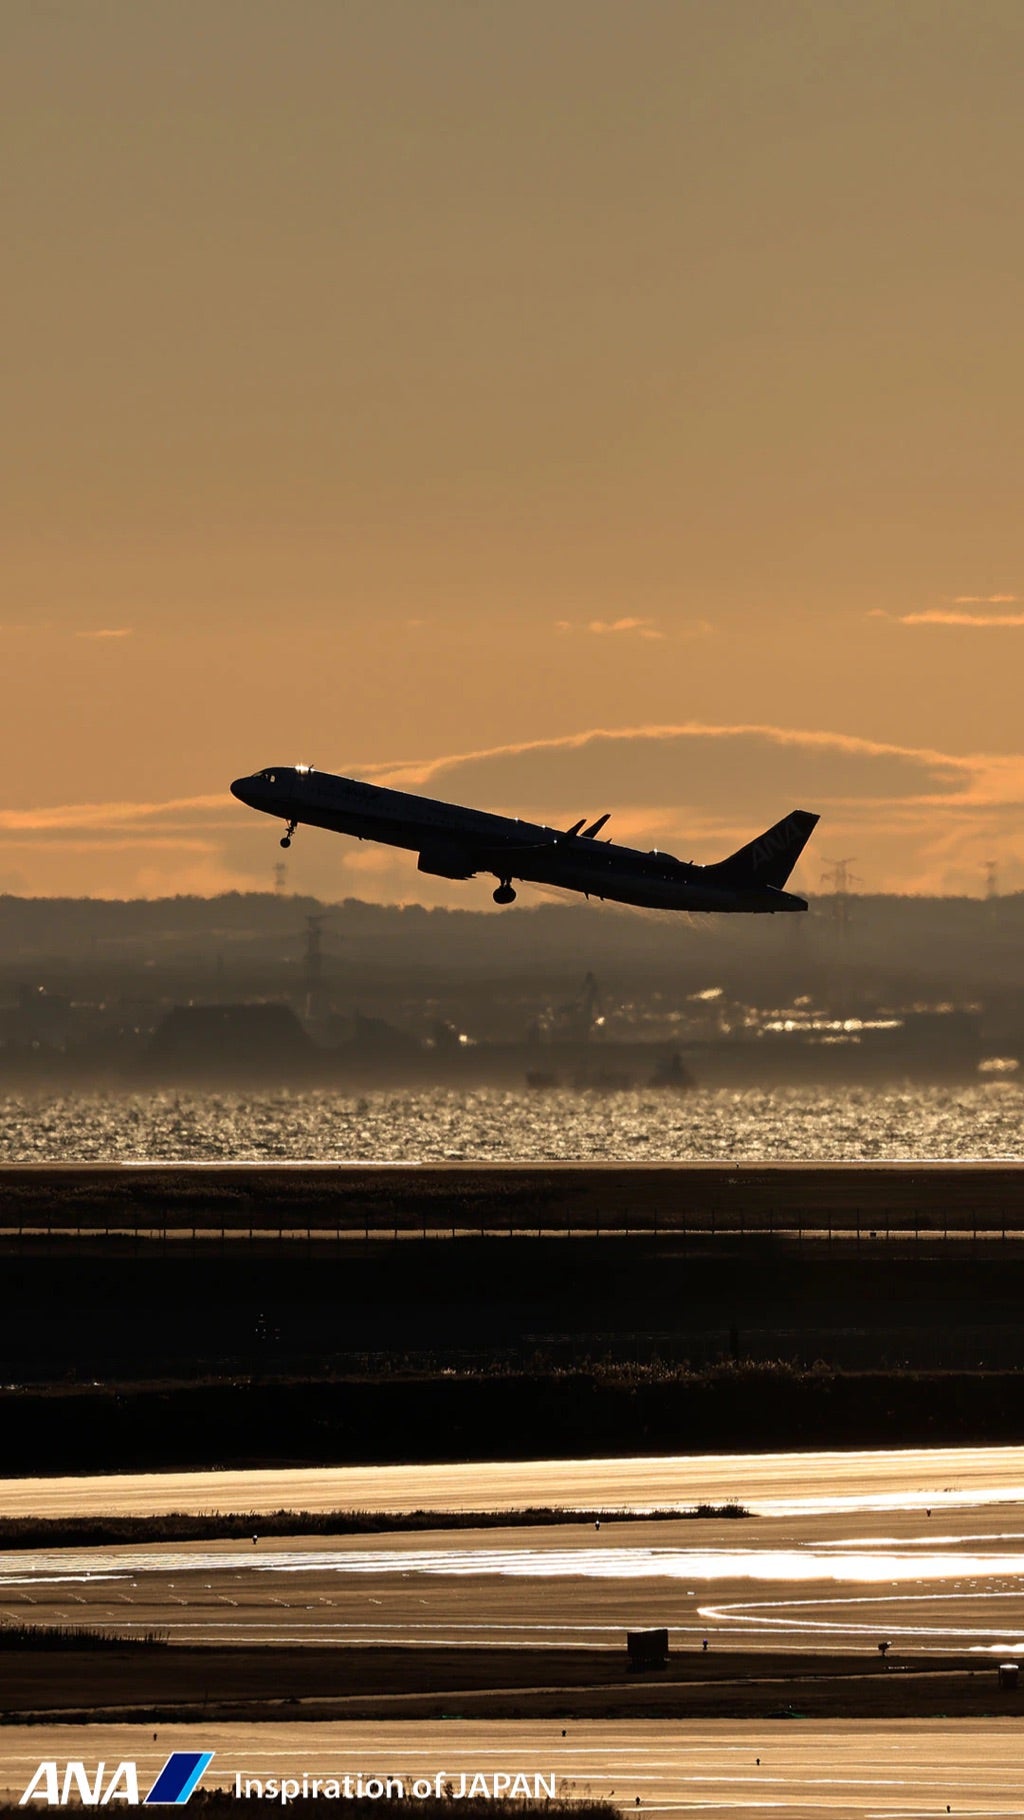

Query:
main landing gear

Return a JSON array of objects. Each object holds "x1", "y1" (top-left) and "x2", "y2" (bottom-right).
[
  {"x1": 492, "y1": 879, "x2": 517, "y2": 906},
  {"x1": 280, "y1": 820, "x2": 297, "y2": 850}
]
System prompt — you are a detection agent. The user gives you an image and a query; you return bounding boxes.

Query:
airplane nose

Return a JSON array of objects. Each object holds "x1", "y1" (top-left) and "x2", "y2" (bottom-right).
[{"x1": 230, "y1": 776, "x2": 253, "y2": 804}]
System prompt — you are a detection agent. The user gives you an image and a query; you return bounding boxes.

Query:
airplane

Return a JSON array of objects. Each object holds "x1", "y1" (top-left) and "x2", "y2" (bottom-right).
[{"x1": 230, "y1": 764, "x2": 819, "y2": 914}]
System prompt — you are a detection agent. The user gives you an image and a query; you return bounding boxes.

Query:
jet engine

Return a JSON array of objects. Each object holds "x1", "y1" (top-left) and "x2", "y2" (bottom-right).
[{"x1": 417, "y1": 842, "x2": 477, "y2": 880}]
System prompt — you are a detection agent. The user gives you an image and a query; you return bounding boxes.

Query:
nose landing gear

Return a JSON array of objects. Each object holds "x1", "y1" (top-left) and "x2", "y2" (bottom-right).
[
  {"x1": 280, "y1": 820, "x2": 297, "y2": 850},
  {"x1": 493, "y1": 880, "x2": 517, "y2": 906}
]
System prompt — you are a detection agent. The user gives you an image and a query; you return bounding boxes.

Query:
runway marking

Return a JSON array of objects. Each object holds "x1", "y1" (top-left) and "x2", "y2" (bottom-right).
[{"x1": 10, "y1": 1542, "x2": 1024, "y2": 1585}]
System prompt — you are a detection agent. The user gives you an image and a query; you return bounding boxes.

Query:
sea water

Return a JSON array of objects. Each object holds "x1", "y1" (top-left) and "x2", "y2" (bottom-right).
[{"x1": 0, "y1": 1083, "x2": 1020, "y2": 1161}]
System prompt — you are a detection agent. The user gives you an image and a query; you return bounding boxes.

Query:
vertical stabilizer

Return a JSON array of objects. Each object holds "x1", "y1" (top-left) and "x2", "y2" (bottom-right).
[{"x1": 706, "y1": 810, "x2": 819, "y2": 889}]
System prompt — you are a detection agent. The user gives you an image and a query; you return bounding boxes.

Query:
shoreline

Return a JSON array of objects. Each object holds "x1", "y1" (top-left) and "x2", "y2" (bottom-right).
[{"x1": 1, "y1": 1160, "x2": 1022, "y2": 1234}]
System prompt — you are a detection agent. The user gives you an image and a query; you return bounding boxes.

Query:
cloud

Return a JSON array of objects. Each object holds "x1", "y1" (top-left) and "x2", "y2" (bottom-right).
[
  {"x1": 359, "y1": 723, "x2": 1024, "y2": 895},
  {"x1": 0, "y1": 792, "x2": 227, "y2": 832},
  {"x1": 0, "y1": 837, "x2": 218, "y2": 854},
  {"x1": 555, "y1": 616, "x2": 664, "y2": 639},
  {"x1": 6, "y1": 725, "x2": 1024, "y2": 896},
  {"x1": 342, "y1": 844, "x2": 407, "y2": 876},
  {"x1": 0, "y1": 623, "x2": 134, "y2": 639},
  {"x1": 870, "y1": 601, "x2": 1024, "y2": 627},
  {"x1": 369, "y1": 721, "x2": 967, "y2": 803},
  {"x1": 586, "y1": 617, "x2": 665, "y2": 639},
  {"x1": 0, "y1": 792, "x2": 263, "y2": 896},
  {"x1": 898, "y1": 611, "x2": 1024, "y2": 628},
  {"x1": 556, "y1": 616, "x2": 711, "y2": 641}
]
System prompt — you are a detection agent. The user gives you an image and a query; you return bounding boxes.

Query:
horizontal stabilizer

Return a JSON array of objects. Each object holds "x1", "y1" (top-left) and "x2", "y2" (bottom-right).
[{"x1": 706, "y1": 810, "x2": 819, "y2": 890}]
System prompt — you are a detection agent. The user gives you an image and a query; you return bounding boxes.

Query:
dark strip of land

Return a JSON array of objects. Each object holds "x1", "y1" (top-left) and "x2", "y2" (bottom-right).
[
  {"x1": 10, "y1": 1226, "x2": 1024, "y2": 1394},
  {"x1": 2, "y1": 1364, "x2": 1023, "y2": 1474},
  {"x1": 2, "y1": 1162, "x2": 1023, "y2": 1233},
  {"x1": 1, "y1": 1645, "x2": 1018, "y2": 1723},
  {"x1": 5, "y1": 1167, "x2": 1024, "y2": 1474}
]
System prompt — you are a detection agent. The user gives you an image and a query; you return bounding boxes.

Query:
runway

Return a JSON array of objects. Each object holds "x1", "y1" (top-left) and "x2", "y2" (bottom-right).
[
  {"x1": 5, "y1": 1501, "x2": 1024, "y2": 1654},
  {"x1": 3, "y1": 1718, "x2": 1023, "y2": 1817},
  {"x1": 4, "y1": 1444, "x2": 1024, "y2": 1521}
]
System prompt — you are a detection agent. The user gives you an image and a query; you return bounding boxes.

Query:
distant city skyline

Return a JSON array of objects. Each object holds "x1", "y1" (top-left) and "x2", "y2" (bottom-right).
[{"x1": 4, "y1": 2, "x2": 1023, "y2": 900}]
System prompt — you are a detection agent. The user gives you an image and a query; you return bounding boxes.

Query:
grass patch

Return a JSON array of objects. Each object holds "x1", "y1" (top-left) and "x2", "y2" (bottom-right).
[
  {"x1": 0, "y1": 1504, "x2": 746, "y2": 1550},
  {"x1": 0, "y1": 1619, "x2": 167, "y2": 1650}
]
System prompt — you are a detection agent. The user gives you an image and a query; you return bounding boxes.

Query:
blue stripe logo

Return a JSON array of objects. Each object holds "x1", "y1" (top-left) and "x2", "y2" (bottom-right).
[{"x1": 145, "y1": 1753, "x2": 215, "y2": 1805}]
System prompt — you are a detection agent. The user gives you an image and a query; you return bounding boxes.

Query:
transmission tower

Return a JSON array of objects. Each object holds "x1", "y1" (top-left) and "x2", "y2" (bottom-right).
[
  {"x1": 303, "y1": 912, "x2": 339, "y2": 1020},
  {"x1": 820, "y1": 856, "x2": 862, "y2": 945},
  {"x1": 984, "y1": 859, "x2": 999, "y2": 900},
  {"x1": 820, "y1": 857, "x2": 861, "y2": 896},
  {"x1": 984, "y1": 858, "x2": 1000, "y2": 928}
]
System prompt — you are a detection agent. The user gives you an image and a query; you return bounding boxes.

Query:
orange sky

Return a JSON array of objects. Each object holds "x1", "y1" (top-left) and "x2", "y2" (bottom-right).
[{"x1": 4, "y1": 1, "x2": 1023, "y2": 902}]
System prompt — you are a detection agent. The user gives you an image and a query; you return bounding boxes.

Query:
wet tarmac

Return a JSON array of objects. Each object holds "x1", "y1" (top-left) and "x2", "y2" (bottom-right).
[
  {"x1": 4, "y1": 1444, "x2": 1024, "y2": 1521},
  {"x1": 5, "y1": 1497, "x2": 1024, "y2": 1654}
]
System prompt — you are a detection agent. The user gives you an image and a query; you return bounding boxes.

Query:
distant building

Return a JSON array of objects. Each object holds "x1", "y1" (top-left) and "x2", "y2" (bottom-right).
[
  {"x1": 2, "y1": 985, "x2": 73, "y2": 1051},
  {"x1": 142, "y1": 1003, "x2": 321, "y2": 1084}
]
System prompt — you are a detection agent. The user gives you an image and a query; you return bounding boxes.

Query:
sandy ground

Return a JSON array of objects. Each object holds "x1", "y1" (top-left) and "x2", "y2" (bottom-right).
[{"x1": 3, "y1": 1718, "x2": 1024, "y2": 1818}]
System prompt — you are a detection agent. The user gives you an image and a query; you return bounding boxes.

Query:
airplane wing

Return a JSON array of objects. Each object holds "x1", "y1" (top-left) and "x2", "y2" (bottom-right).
[{"x1": 473, "y1": 818, "x2": 590, "y2": 867}]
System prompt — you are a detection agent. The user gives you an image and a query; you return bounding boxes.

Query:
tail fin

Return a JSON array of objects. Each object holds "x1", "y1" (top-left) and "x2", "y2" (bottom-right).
[{"x1": 706, "y1": 810, "x2": 819, "y2": 890}]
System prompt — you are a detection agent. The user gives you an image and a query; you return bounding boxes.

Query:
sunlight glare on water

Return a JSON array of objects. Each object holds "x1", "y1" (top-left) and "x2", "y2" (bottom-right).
[{"x1": 0, "y1": 1085, "x2": 1021, "y2": 1161}]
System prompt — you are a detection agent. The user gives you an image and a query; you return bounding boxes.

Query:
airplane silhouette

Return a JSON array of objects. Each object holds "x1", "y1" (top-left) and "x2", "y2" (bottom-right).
[{"x1": 231, "y1": 765, "x2": 818, "y2": 913}]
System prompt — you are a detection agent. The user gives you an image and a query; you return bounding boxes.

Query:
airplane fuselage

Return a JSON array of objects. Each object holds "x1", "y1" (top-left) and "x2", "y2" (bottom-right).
[{"x1": 230, "y1": 765, "x2": 814, "y2": 913}]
